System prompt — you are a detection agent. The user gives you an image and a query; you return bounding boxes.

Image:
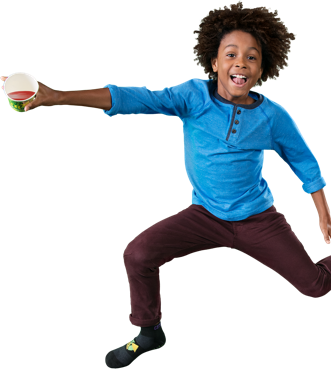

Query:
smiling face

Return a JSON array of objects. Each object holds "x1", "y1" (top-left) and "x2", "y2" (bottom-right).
[{"x1": 211, "y1": 30, "x2": 263, "y2": 105}]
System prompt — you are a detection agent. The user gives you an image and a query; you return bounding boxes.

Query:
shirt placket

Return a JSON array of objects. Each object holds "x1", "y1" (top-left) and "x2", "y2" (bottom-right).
[{"x1": 226, "y1": 106, "x2": 242, "y2": 141}]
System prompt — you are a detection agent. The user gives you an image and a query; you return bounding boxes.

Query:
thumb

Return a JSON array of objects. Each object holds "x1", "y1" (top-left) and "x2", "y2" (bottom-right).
[
  {"x1": 323, "y1": 231, "x2": 331, "y2": 245},
  {"x1": 24, "y1": 103, "x2": 33, "y2": 113}
]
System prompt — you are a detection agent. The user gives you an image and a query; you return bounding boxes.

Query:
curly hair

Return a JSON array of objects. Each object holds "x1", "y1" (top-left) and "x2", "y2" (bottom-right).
[{"x1": 193, "y1": 2, "x2": 295, "y2": 86}]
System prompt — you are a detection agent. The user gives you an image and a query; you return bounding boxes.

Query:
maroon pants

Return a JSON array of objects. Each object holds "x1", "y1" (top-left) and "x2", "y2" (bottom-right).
[{"x1": 123, "y1": 204, "x2": 331, "y2": 327}]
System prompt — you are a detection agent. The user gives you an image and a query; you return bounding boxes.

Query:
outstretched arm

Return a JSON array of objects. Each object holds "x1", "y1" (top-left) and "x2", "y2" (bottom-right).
[{"x1": 58, "y1": 87, "x2": 112, "y2": 110}]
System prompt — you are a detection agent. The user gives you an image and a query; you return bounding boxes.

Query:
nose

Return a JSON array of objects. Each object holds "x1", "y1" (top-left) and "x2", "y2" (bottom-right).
[
  {"x1": 235, "y1": 63, "x2": 247, "y2": 69},
  {"x1": 235, "y1": 55, "x2": 247, "y2": 69}
]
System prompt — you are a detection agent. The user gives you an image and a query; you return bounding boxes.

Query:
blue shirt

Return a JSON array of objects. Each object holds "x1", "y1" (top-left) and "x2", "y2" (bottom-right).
[{"x1": 103, "y1": 78, "x2": 326, "y2": 221}]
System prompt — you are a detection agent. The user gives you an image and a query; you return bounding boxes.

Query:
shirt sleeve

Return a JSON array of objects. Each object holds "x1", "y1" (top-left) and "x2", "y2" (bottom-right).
[
  {"x1": 102, "y1": 79, "x2": 206, "y2": 119},
  {"x1": 270, "y1": 104, "x2": 326, "y2": 194}
]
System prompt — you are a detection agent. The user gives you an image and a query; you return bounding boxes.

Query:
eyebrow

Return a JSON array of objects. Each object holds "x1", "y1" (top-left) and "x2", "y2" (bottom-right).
[{"x1": 224, "y1": 44, "x2": 260, "y2": 55}]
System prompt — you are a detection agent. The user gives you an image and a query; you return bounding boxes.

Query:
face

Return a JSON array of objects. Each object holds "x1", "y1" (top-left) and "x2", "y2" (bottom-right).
[{"x1": 211, "y1": 30, "x2": 263, "y2": 104}]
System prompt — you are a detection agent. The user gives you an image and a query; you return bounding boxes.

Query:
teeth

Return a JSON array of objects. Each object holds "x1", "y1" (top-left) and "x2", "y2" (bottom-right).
[{"x1": 231, "y1": 75, "x2": 247, "y2": 79}]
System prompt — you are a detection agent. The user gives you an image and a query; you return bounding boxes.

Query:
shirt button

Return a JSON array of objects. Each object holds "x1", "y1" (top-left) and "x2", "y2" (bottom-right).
[
  {"x1": 232, "y1": 129, "x2": 237, "y2": 133},
  {"x1": 237, "y1": 110, "x2": 241, "y2": 115},
  {"x1": 235, "y1": 120, "x2": 239, "y2": 124}
]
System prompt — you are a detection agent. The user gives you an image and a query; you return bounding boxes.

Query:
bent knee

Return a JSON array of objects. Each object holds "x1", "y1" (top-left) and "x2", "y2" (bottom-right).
[
  {"x1": 123, "y1": 237, "x2": 152, "y2": 269},
  {"x1": 298, "y1": 285, "x2": 327, "y2": 298}
]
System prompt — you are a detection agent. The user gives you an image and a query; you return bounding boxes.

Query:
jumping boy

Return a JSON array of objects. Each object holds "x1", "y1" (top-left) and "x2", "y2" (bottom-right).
[{"x1": 2, "y1": 2, "x2": 331, "y2": 368}]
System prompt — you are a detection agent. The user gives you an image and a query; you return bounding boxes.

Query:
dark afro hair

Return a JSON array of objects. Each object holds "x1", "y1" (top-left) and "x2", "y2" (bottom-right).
[{"x1": 193, "y1": 2, "x2": 295, "y2": 86}]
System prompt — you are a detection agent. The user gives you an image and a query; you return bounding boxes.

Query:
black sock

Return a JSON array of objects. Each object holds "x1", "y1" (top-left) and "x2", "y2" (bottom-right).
[
  {"x1": 140, "y1": 322, "x2": 162, "y2": 337},
  {"x1": 105, "y1": 321, "x2": 166, "y2": 368}
]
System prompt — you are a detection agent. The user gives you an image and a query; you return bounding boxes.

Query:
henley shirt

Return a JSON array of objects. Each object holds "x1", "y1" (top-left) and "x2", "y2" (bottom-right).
[{"x1": 103, "y1": 78, "x2": 326, "y2": 221}]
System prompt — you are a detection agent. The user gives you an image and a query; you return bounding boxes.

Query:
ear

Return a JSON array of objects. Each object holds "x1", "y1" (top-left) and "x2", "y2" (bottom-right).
[{"x1": 211, "y1": 58, "x2": 218, "y2": 72}]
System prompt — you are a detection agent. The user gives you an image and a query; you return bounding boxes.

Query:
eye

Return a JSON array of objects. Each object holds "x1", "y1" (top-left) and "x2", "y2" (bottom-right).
[{"x1": 227, "y1": 54, "x2": 256, "y2": 60}]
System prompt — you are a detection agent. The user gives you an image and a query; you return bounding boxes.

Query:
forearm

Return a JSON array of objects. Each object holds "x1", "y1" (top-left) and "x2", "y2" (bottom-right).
[
  {"x1": 311, "y1": 188, "x2": 330, "y2": 218},
  {"x1": 57, "y1": 88, "x2": 112, "y2": 110}
]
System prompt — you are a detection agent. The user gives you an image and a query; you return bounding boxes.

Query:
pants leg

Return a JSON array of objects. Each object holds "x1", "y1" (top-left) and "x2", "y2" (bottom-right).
[
  {"x1": 123, "y1": 204, "x2": 234, "y2": 327},
  {"x1": 123, "y1": 203, "x2": 331, "y2": 328},
  {"x1": 233, "y1": 205, "x2": 331, "y2": 297}
]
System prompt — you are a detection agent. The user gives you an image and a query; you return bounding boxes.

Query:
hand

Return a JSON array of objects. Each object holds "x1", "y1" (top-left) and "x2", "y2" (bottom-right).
[
  {"x1": 319, "y1": 214, "x2": 331, "y2": 244},
  {"x1": 1, "y1": 75, "x2": 61, "y2": 111}
]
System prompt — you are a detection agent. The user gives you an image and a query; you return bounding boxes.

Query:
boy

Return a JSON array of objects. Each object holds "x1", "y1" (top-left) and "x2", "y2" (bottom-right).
[{"x1": 2, "y1": 2, "x2": 331, "y2": 368}]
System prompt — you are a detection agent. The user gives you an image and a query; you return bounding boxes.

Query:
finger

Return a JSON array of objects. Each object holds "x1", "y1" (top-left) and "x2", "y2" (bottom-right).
[
  {"x1": 0, "y1": 76, "x2": 8, "y2": 90},
  {"x1": 25, "y1": 102, "x2": 32, "y2": 112},
  {"x1": 323, "y1": 230, "x2": 330, "y2": 244}
]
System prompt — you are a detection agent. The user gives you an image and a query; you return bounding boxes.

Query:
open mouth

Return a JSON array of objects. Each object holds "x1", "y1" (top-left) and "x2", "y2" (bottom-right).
[{"x1": 230, "y1": 75, "x2": 248, "y2": 86}]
